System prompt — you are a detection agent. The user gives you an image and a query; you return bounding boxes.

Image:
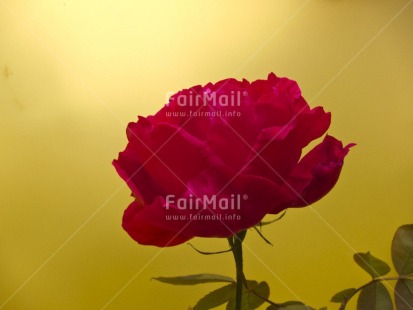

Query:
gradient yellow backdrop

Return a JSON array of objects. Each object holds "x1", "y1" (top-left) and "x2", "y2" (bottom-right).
[{"x1": 1, "y1": 1, "x2": 412, "y2": 309}]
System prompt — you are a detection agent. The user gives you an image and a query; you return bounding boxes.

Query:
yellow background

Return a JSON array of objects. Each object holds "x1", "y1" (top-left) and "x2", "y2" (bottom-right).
[{"x1": 1, "y1": 1, "x2": 412, "y2": 309}]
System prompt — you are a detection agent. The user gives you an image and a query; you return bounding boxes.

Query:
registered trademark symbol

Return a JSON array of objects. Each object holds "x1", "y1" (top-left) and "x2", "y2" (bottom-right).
[
  {"x1": 243, "y1": 194, "x2": 248, "y2": 200},
  {"x1": 243, "y1": 91, "x2": 248, "y2": 96}
]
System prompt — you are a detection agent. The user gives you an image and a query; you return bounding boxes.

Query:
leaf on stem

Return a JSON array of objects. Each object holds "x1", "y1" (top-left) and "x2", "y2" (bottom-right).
[
  {"x1": 353, "y1": 252, "x2": 391, "y2": 278},
  {"x1": 253, "y1": 226, "x2": 273, "y2": 246},
  {"x1": 330, "y1": 288, "x2": 357, "y2": 303},
  {"x1": 187, "y1": 243, "x2": 232, "y2": 255},
  {"x1": 357, "y1": 282, "x2": 393, "y2": 310},
  {"x1": 267, "y1": 301, "x2": 314, "y2": 310},
  {"x1": 391, "y1": 224, "x2": 413, "y2": 276},
  {"x1": 193, "y1": 283, "x2": 236, "y2": 310},
  {"x1": 395, "y1": 279, "x2": 413, "y2": 310},
  {"x1": 258, "y1": 211, "x2": 287, "y2": 227},
  {"x1": 153, "y1": 273, "x2": 235, "y2": 285},
  {"x1": 226, "y1": 281, "x2": 269, "y2": 310}
]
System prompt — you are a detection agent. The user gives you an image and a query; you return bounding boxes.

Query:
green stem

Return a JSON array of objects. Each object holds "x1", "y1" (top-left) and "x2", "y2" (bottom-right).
[{"x1": 228, "y1": 230, "x2": 247, "y2": 310}]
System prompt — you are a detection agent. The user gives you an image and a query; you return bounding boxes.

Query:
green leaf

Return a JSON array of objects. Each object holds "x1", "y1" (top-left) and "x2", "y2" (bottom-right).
[
  {"x1": 353, "y1": 252, "x2": 391, "y2": 278},
  {"x1": 187, "y1": 243, "x2": 232, "y2": 255},
  {"x1": 330, "y1": 288, "x2": 357, "y2": 303},
  {"x1": 193, "y1": 283, "x2": 236, "y2": 310},
  {"x1": 226, "y1": 281, "x2": 269, "y2": 310},
  {"x1": 266, "y1": 301, "x2": 314, "y2": 310},
  {"x1": 391, "y1": 224, "x2": 413, "y2": 275},
  {"x1": 253, "y1": 226, "x2": 273, "y2": 246},
  {"x1": 357, "y1": 281, "x2": 393, "y2": 310},
  {"x1": 259, "y1": 211, "x2": 287, "y2": 227},
  {"x1": 153, "y1": 273, "x2": 234, "y2": 285},
  {"x1": 395, "y1": 279, "x2": 413, "y2": 310}
]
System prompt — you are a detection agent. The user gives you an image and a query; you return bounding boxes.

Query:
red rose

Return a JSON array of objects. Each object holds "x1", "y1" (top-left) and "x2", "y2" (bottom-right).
[{"x1": 113, "y1": 73, "x2": 354, "y2": 247}]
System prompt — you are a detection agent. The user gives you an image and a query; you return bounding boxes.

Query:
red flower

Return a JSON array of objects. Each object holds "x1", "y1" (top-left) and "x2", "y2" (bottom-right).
[{"x1": 113, "y1": 73, "x2": 354, "y2": 247}]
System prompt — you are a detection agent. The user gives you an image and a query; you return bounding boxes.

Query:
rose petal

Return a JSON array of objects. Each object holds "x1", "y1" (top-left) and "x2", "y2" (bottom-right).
[
  {"x1": 292, "y1": 107, "x2": 331, "y2": 148},
  {"x1": 122, "y1": 166, "x2": 291, "y2": 246},
  {"x1": 179, "y1": 166, "x2": 291, "y2": 237},
  {"x1": 206, "y1": 118, "x2": 257, "y2": 171},
  {"x1": 154, "y1": 86, "x2": 212, "y2": 141},
  {"x1": 120, "y1": 118, "x2": 213, "y2": 199},
  {"x1": 278, "y1": 135, "x2": 355, "y2": 209},
  {"x1": 244, "y1": 107, "x2": 331, "y2": 185},
  {"x1": 113, "y1": 154, "x2": 165, "y2": 205},
  {"x1": 122, "y1": 199, "x2": 192, "y2": 247},
  {"x1": 244, "y1": 123, "x2": 301, "y2": 185}
]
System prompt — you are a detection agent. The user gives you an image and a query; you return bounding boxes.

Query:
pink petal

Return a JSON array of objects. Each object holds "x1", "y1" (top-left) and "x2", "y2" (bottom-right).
[{"x1": 278, "y1": 135, "x2": 355, "y2": 210}]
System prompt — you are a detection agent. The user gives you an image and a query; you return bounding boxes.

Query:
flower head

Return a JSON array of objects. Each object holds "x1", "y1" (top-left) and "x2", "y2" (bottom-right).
[{"x1": 114, "y1": 73, "x2": 354, "y2": 247}]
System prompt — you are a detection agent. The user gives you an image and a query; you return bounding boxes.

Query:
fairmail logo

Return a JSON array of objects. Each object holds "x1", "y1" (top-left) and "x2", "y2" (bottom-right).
[
  {"x1": 165, "y1": 90, "x2": 247, "y2": 107},
  {"x1": 165, "y1": 194, "x2": 248, "y2": 210}
]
